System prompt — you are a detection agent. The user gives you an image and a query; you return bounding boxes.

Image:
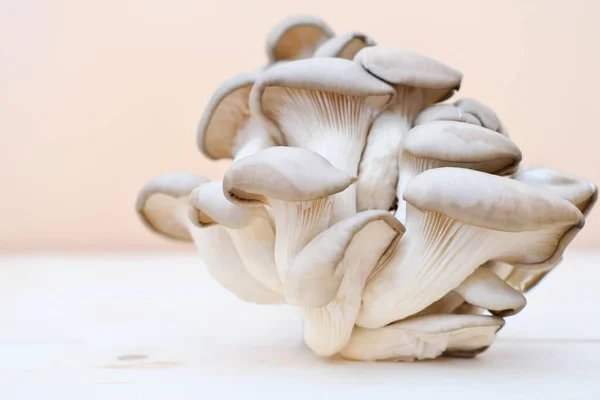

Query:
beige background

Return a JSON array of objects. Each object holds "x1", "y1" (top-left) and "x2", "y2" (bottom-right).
[{"x1": 1, "y1": 0, "x2": 599, "y2": 252}]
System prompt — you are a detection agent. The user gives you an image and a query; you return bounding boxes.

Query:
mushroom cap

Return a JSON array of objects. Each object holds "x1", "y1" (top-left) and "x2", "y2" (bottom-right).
[
  {"x1": 223, "y1": 146, "x2": 356, "y2": 205},
  {"x1": 514, "y1": 168, "x2": 598, "y2": 216},
  {"x1": 404, "y1": 168, "x2": 584, "y2": 232},
  {"x1": 414, "y1": 103, "x2": 482, "y2": 127},
  {"x1": 266, "y1": 15, "x2": 334, "y2": 62},
  {"x1": 455, "y1": 98, "x2": 503, "y2": 133},
  {"x1": 313, "y1": 32, "x2": 376, "y2": 59},
  {"x1": 251, "y1": 58, "x2": 395, "y2": 115},
  {"x1": 189, "y1": 181, "x2": 263, "y2": 229},
  {"x1": 286, "y1": 210, "x2": 405, "y2": 307},
  {"x1": 135, "y1": 172, "x2": 208, "y2": 240},
  {"x1": 402, "y1": 121, "x2": 522, "y2": 175},
  {"x1": 354, "y1": 46, "x2": 463, "y2": 90},
  {"x1": 196, "y1": 70, "x2": 262, "y2": 160}
]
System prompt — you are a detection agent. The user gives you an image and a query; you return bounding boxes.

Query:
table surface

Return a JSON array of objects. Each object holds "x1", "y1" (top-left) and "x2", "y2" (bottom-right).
[{"x1": 1, "y1": 251, "x2": 599, "y2": 399}]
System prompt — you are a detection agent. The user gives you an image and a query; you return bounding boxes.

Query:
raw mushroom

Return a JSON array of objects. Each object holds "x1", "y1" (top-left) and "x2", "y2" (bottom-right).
[
  {"x1": 287, "y1": 210, "x2": 405, "y2": 356},
  {"x1": 416, "y1": 98, "x2": 508, "y2": 136},
  {"x1": 354, "y1": 46, "x2": 463, "y2": 211},
  {"x1": 190, "y1": 181, "x2": 282, "y2": 294},
  {"x1": 358, "y1": 167, "x2": 584, "y2": 329},
  {"x1": 136, "y1": 172, "x2": 207, "y2": 241},
  {"x1": 395, "y1": 121, "x2": 522, "y2": 222},
  {"x1": 250, "y1": 58, "x2": 395, "y2": 222},
  {"x1": 223, "y1": 146, "x2": 356, "y2": 283},
  {"x1": 136, "y1": 173, "x2": 282, "y2": 304},
  {"x1": 197, "y1": 70, "x2": 279, "y2": 161},
  {"x1": 266, "y1": 15, "x2": 334, "y2": 63},
  {"x1": 341, "y1": 314, "x2": 504, "y2": 361},
  {"x1": 313, "y1": 32, "x2": 376, "y2": 59},
  {"x1": 496, "y1": 168, "x2": 598, "y2": 292}
]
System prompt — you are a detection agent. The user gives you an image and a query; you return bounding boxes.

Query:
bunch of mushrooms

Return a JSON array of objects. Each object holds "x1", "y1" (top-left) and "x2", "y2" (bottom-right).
[{"x1": 135, "y1": 15, "x2": 597, "y2": 361}]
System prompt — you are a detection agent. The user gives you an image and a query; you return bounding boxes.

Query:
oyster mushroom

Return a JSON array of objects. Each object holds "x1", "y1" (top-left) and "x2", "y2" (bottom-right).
[
  {"x1": 358, "y1": 167, "x2": 584, "y2": 329},
  {"x1": 313, "y1": 32, "x2": 375, "y2": 59},
  {"x1": 494, "y1": 168, "x2": 597, "y2": 292},
  {"x1": 197, "y1": 71, "x2": 279, "y2": 161},
  {"x1": 223, "y1": 146, "x2": 356, "y2": 282},
  {"x1": 341, "y1": 314, "x2": 504, "y2": 361},
  {"x1": 395, "y1": 121, "x2": 522, "y2": 222},
  {"x1": 250, "y1": 58, "x2": 395, "y2": 222},
  {"x1": 190, "y1": 181, "x2": 282, "y2": 294},
  {"x1": 354, "y1": 46, "x2": 463, "y2": 211},
  {"x1": 266, "y1": 15, "x2": 334, "y2": 63},
  {"x1": 287, "y1": 210, "x2": 405, "y2": 356},
  {"x1": 136, "y1": 173, "x2": 282, "y2": 304},
  {"x1": 416, "y1": 98, "x2": 508, "y2": 135}
]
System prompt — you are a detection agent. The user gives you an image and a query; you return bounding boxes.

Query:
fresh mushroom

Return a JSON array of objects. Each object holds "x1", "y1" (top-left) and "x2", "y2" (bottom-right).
[
  {"x1": 341, "y1": 314, "x2": 504, "y2": 361},
  {"x1": 494, "y1": 168, "x2": 598, "y2": 292},
  {"x1": 266, "y1": 15, "x2": 334, "y2": 63},
  {"x1": 313, "y1": 32, "x2": 375, "y2": 59},
  {"x1": 197, "y1": 70, "x2": 279, "y2": 161},
  {"x1": 223, "y1": 146, "x2": 356, "y2": 282},
  {"x1": 250, "y1": 57, "x2": 395, "y2": 222},
  {"x1": 136, "y1": 173, "x2": 282, "y2": 304},
  {"x1": 190, "y1": 181, "x2": 282, "y2": 294},
  {"x1": 358, "y1": 167, "x2": 584, "y2": 329},
  {"x1": 288, "y1": 210, "x2": 405, "y2": 356},
  {"x1": 354, "y1": 46, "x2": 463, "y2": 211},
  {"x1": 395, "y1": 120, "x2": 522, "y2": 222},
  {"x1": 416, "y1": 98, "x2": 508, "y2": 135}
]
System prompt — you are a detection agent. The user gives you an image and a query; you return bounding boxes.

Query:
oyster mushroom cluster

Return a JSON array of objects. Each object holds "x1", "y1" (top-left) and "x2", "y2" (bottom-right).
[{"x1": 135, "y1": 15, "x2": 597, "y2": 361}]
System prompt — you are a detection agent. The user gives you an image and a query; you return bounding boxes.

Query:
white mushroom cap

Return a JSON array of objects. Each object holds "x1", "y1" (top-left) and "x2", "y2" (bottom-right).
[
  {"x1": 341, "y1": 314, "x2": 504, "y2": 361},
  {"x1": 358, "y1": 168, "x2": 583, "y2": 328},
  {"x1": 135, "y1": 172, "x2": 207, "y2": 241},
  {"x1": 313, "y1": 32, "x2": 376, "y2": 59},
  {"x1": 286, "y1": 210, "x2": 405, "y2": 307},
  {"x1": 197, "y1": 70, "x2": 277, "y2": 160},
  {"x1": 395, "y1": 120, "x2": 522, "y2": 222},
  {"x1": 415, "y1": 98, "x2": 508, "y2": 136},
  {"x1": 266, "y1": 15, "x2": 334, "y2": 63},
  {"x1": 289, "y1": 210, "x2": 405, "y2": 356},
  {"x1": 354, "y1": 46, "x2": 463, "y2": 94}
]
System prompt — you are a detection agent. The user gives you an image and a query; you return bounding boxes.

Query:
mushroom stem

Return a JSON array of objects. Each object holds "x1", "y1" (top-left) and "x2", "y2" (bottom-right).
[{"x1": 233, "y1": 118, "x2": 276, "y2": 161}]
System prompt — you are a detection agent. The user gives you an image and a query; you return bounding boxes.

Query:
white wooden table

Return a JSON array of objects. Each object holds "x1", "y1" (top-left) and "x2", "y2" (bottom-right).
[{"x1": 1, "y1": 252, "x2": 599, "y2": 399}]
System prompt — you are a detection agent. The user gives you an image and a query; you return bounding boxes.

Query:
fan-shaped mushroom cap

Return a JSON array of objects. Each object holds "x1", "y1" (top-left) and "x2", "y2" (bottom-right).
[
  {"x1": 223, "y1": 146, "x2": 356, "y2": 206},
  {"x1": 514, "y1": 168, "x2": 598, "y2": 216},
  {"x1": 416, "y1": 98, "x2": 508, "y2": 135},
  {"x1": 313, "y1": 32, "x2": 375, "y2": 59},
  {"x1": 354, "y1": 46, "x2": 462, "y2": 94},
  {"x1": 197, "y1": 70, "x2": 277, "y2": 160},
  {"x1": 358, "y1": 168, "x2": 584, "y2": 328},
  {"x1": 455, "y1": 268, "x2": 526, "y2": 317},
  {"x1": 286, "y1": 210, "x2": 405, "y2": 307},
  {"x1": 266, "y1": 15, "x2": 334, "y2": 63},
  {"x1": 341, "y1": 314, "x2": 504, "y2": 361},
  {"x1": 135, "y1": 172, "x2": 207, "y2": 241},
  {"x1": 402, "y1": 121, "x2": 521, "y2": 176}
]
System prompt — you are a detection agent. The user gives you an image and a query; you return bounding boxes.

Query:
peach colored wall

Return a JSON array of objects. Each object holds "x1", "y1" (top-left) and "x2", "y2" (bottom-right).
[{"x1": 1, "y1": 0, "x2": 599, "y2": 252}]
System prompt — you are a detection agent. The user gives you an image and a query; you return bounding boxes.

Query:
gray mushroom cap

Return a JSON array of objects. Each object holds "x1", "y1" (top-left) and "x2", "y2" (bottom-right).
[
  {"x1": 266, "y1": 15, "x2": 334, "y2": 62},
  {"x1": 313, "y1": 32, "x2": 376, "y2": 59},
  {"x1": 354, "y1": 46, "x2": 462, "y2": 96}
]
